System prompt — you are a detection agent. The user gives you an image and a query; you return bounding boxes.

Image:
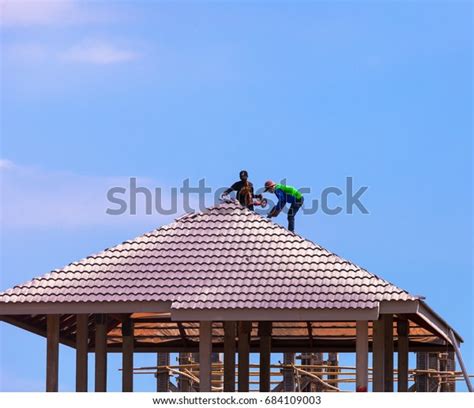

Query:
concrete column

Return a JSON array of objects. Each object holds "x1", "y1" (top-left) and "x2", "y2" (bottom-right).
[
  {"x1": 75, "y1": 314, "x2": 89, "y2": 392},
  {"x1": 122, "y1": 315, "x2": 134, "y2": 392},
  {"x1": 94, "y1": 314, "x2": 107, "y2": 392},
  {"x1": 397, "y1": 319, "x2": 409, "y2": 392},
  {"x1": 383, "y1": 315, "x2": 394, "y2": 392},
  {"x1": 259, "y1": 322, "x2": 272, "y2": 392},
  {"x1": 372, "y1": 319, "x2": 385, "y2": 392},
  {"x1": 356, "y1": 321, "x2": 368, "y2": 392},
  {"x1": 46, "y1": 314, "x2": 60, "y2": 392},
  {"x1": 223, "y1": 321, "x2": 236, "y2": 392},
  {"x1": 238, "y1": 321, "x2": 251, "y2": 392},
  {"x1": 199, "y1": 321, "x2": 212, "y2": 392}
]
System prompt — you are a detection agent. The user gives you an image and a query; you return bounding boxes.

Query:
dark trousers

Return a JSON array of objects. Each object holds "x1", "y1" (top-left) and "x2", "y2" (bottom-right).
[{"x1": 287, "y1": 198, "x2": 304, "y2": 232}]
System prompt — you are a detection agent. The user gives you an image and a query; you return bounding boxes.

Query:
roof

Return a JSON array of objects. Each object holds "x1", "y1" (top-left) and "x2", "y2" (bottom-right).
[{"x1": 0, "y1": 200, "x2": 418, "y2": 310}]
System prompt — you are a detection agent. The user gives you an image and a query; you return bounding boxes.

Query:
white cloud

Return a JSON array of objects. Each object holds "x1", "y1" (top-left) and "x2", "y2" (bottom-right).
[
  {"x1": 0, "y1": 158, "x2": 15, "y2": 170},
  {"x1": 0, "y1": 0, "x2": 111, "y2": 27},
  {"x1": 0, "y1": 160, "x2": 182, "y2": 229},
  {"x1": 4, "y1": 40, "x2": 139, "y2": 66},
  {"x1": 61, "y1": 41, "x2": 139, "y2": 65},
  {"x1": 1, "y1": 0, "x2": 79, "y2": 26}
]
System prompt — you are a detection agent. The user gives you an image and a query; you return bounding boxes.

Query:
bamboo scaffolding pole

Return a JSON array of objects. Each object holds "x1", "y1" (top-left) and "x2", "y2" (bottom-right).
[
  {"x1": 130, "y1": 364, "x2": 471, "y2": 376},
  {"x1": 123, "y1": 361, "x2": 473, "y2": 393},
  {"x1": 128, "y1": 365, "x2": 471, "y2": 376},
  {"x1": 292, "y1": 365, "x2": 340, "y2": 392}
]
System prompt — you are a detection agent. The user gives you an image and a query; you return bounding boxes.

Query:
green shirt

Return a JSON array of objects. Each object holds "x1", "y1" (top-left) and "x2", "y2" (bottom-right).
[{"x1": 275, "y1": 184, "x2": 303, "y2": 200}]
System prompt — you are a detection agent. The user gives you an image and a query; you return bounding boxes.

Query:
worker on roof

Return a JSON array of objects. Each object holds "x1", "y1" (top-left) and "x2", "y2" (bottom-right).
[
  {"x1": 264, "y1": 180, "x2": 304, "y2": 232},
  {"x1": 221, "y1": 170, "x2": 262, "y2": 211}
]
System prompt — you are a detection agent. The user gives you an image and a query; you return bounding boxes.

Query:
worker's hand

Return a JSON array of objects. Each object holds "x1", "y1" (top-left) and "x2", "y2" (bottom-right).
[{"x1": 220, "y1": 192, "x2": 229, "y2": 201}]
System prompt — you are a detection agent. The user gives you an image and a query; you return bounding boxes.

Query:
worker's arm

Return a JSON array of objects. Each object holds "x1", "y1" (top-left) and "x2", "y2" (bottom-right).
[
  {"x1": 268, "y1": 189, "x2": 286, "y2": 217},
  {"x1": 222, "y1": 182, "x2": 239, "y2": 196}
]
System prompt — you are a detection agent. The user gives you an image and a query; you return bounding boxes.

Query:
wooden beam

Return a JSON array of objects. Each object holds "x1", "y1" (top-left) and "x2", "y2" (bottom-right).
[
  {"x1": 96, "y1": 338, "x2": 451, "y2": 353},
  {"x1": 171, "y1": 307, "x2": 379, "y2": 322},
  {"x1": 372, "y1": 318, "x2": 384, "y2": 392},
  {"x1": 238, "y1": 321, "x2": 251, "y2": 392},
  {"x1": 223, "y1": 321, "x2": 236, "y2": 392},
  {"x1": 0, "y1": 301, "x2": 171, "y2": 315},
  {"x1": 199, "y1": 321, "x2": 212, "y2": 392},
  {"x1": 259, "y1": 322, "x2": 272, "y2": 392},
  {"x1": 306, "y1": 322, "x2": 314, "y2": 348},
  {"x1": 383, "y1": 314, "x2": 394, "y2": 392},
  {"x1": 75, "y1": 314, "x2": 89, "y2": 392},
  {"x1": 94, "y1": 314, "x2": 108, "y2": 392},
  {"x1": 397, "y1": 319, "x2": 409, "y2": 392},
  {"x1": 0, "y1": 315, "x2": 75, "y2": 348},
  {"x1": 156, "y1": 353, "x2": 170, "y2": 392},
  {"x1": 177, "y1": 322, "x2": 188, "y2": 346},
  {"x1": 46, "y1": 314, "x2": 60, "y2": 392},
  {"x1": 355, "y1": 321, "x2": 368, "y2": 392},
  {"x1": 122, "y1": 315, "x2": 134, "y2": 392}
]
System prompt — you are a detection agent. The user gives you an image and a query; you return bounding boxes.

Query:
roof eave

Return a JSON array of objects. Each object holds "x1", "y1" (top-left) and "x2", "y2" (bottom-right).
[
  {"x1": 416, "y1": 300, "x2": 463, "y2": 345},
  {"x1": 0, "y1": 300, "x2": 172, "y2": 315},
  {"x1": 379, "y1": 299, "x2": 463, "y2": 346},
  {"x1": 170, "y1": 306, "x2": 380, "y2": 321}
]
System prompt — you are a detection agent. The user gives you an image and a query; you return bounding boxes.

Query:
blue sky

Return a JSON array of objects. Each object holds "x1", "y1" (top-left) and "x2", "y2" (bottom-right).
[{"x1": 0, "y1": 0, "x2": 472, "y2": 392}]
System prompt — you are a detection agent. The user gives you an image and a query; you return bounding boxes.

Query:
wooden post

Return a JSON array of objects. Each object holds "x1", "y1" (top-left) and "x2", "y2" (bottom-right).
[
  {"x1": 283, "y1": 353, "x2": 295, "y2": 391},
  {"x1": 223, "y1": 321, "x2": 236, "y2": 392},
  {"x1": 94, "y1": 314, "x2": 107, "y2": 392},
  {"x1": 122, "y1": 315, "x2": 134, "y2": 392},
  {"x1": 178, "y1": 353, "x2": 192, "y2": 391},
  {"x1": 311, "y1": 353, "x2": 324, "y2": 392},
  {"x1": 415, "y1": 352, "x2": 428, "y2": 391},
  {"x1": 416, "y1": 352, "x2": 440, "y2": 392},
  {"x1": 300, "y1": 353, "x2": 323, "y2": 392},
  {"x1": 259, "y1": 321, "x2": 272, "y2": 392},
  {"x1": 397, "y1": 319, "x2": 409, "y2": 392},
  {"x1": 327, "y1": 352, "x2": 339, "y2": 389},
  {"x1": 46, "y1": 314, "x2": 60, "y2": 392},
  {"x1": 238, "y1": 321, "x2": 251, "y2": 392},
  {"x1": 383, "y1": 314, "x2": 394, "y2": 392},
  {"x1": 372, "y1": 318, "x2": 385, "y2": 392},
  {"x1": 211, "y1": 352, "x2": 222, "y2": 390},
  {"x1": 356, "y1": 321, "x2": 368, "y2": 392},
  {"x1": 157, "y1": 353, "x2": 170, "y2": 392},
  {"x1": 75, "y1": 314, "x2": 89, "y2": 392},
  {"x1": 199, "y1": 321, "x2": 212, "y2": 392},
  {"x1": 428, "y1": 353, "x2": 441, "y2": 391},
  {"x1": 445, "y1": 351, "x2": 456, "y2": 392}
]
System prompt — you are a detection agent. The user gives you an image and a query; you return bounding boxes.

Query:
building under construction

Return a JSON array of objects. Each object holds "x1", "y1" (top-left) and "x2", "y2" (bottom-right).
[{"x1": 0, "y1": 201, "x2": 470, "y2": 392}]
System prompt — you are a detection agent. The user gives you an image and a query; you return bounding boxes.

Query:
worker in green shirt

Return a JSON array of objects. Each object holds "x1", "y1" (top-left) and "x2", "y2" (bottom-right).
[{"x1": 264, "y1": 180, "x2": 304, "y2": 232}]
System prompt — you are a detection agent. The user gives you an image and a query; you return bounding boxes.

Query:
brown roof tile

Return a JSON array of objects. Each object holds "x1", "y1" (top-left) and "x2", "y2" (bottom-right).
[{"x1": 0, "y1": 201, "x2": 417, "y2": 309}]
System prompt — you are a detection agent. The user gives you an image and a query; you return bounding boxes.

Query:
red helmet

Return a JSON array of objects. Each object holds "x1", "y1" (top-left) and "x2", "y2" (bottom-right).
[{"x1": 264, "y1": 180, "x2": 276, "y2": 192}]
